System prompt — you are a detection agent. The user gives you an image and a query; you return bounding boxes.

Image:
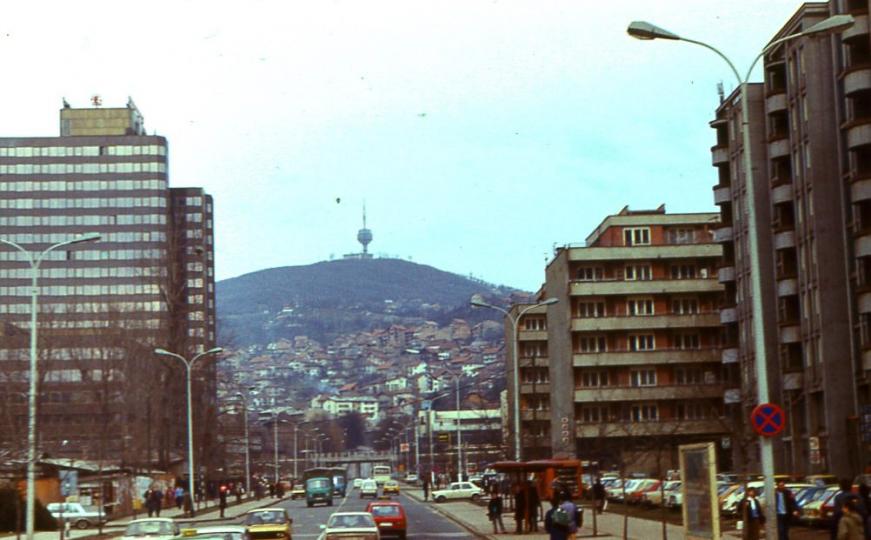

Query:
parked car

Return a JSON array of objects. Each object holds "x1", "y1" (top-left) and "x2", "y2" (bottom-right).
[
  {"x1": 46, "y1": 502, "x2": 106, "y2": 530},
  {"x1": 360, "y1": 479, "x2": 379, "y2": 499},
  {"x1": 800, "y1": 486, "x2": 839, "y2": 526},
  {"x1": 431, "y1": 482, "x2": 484, "y2": 503},
  {"x1": 366, "y1": 500, "x2": 407, "y2": 539},
  {"x1": 242, "y1": 508, "x2": 293, "y2": 540},
  {"x1": 290, "y1": 484, "x2": 306, "y2": 500},
  {"x1": 641, "y1": 481, "x2": 680, "y2": 507},
  {"x1": 184, "y1": 525, "x2": 250, "y2": 540},
  {"x1": 121, "y1": 518, "x2": 179, "y2": 540},
  {"x1": 626, "y1": 479, "x2": 661, "y2": 505},
  {"x1": 317, "y1": 512, "x2": 380, "y2": 540}
]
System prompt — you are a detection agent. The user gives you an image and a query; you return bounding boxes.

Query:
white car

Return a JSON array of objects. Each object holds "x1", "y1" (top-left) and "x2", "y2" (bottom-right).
[
  {"x1": 187, "y1": 525, "x2": 250, "y2": 540},
  {"x1": 360, "y1": 479, "x2": 379, "y2": 499},
  {"x1": 404, "y1": 474, "x2": 419, "y2": 484},
  {"x1": 353, "y1": 478, "x2": 363, "y2": 489},
  {"x1": 431, "y1": 482, "x2": 484, "y2": 503},
  {"x1": 46, "y1": 502, "x2": 107, "y2": 529},
  {"x1": 318, "y1": 512, "x2": 380, "y2": 540},
  {"x1": 121, "y1": 518, "x2": 179, "y2": 540}
]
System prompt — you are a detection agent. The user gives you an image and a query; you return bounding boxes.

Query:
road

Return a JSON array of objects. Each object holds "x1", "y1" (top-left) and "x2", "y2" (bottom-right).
[{"x1": 187, "y1": 488, "x2": 479, "y2": 539}]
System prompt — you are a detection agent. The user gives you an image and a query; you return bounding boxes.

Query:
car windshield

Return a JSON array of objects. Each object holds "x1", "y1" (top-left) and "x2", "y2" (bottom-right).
[
  {"x1": 244, "y1": 511, "x2": 285, "y2": 525},
  {"x1": 307, "y1": 479, "x2": 330, "y2": 489},
  {"x1": 369, "y1": 505, "x2": 401, "y2": 517},
  {"x1": 327, "y1": 514, "x2": 375, "y2": 528},
  {"x1": 125, "y1": 521, "x2": 175, "y2": 536}
]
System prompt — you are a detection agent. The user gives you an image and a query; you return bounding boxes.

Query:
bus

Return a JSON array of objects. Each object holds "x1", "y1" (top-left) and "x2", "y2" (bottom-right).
[
  {"x1": 373, "y1": 465, "x2": 391, "y2": 486},
  {"x1": 489, "y1": 459, "x2": 584, "y2": 501}
]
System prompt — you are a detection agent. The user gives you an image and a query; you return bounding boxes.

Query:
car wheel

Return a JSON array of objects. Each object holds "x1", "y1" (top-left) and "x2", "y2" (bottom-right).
[
  {"x1": 307, "y1": 502, "x2": 312, "y2": 508},
  {"x1": 328, "y1": 500, "x2": 333, "y2": 506},
  {"x1": 470, "y1": 494, "x2": 480, "y2": 502},
  {"x1": 75, "y1": 520, "x2": 89, "y2": 530},
  {"x1": 436, "y1": 495, "x2": 446, "y2": 503}
]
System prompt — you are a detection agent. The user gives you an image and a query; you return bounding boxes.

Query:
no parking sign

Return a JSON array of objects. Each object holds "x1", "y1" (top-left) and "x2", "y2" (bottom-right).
[{"x1": 750, "y1": 403, "x2": 786, "y2": 437}]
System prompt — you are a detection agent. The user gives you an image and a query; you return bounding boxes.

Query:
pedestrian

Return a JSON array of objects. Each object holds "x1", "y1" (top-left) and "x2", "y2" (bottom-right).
[
  {"x1": 593, "y1": 478, "x2": 606, "y2": 514},
  {"x1": 739, "y1": 487, "x2": 765, "y2": 540},
  {"x1": 174, "y1": 486, "x2": 184, "y2": 510},
  {"x1": 839, "y1": 497, "x2": 864, "y2": 540},
  {"x1": 150, "y1": 488, "x2": 163, "y2": 517},
  {"x1": 423, "y1": 476, "x2": 430, "y2": 502},
  {"x1": 513, "y1": 483, "x2": 527, "y2": 534},
  {"x1": 544, "y1": 498, "x2": 570, "y2": 540},
  {"x1": 268, "y1": 482, "x2": 275, "y2": 498},
  {"x1": 774, "y1": 480, "x2": 799, "y2": 540},
  {"x1": 526, "y1": 481, "x2": 542, "y2": 532},
  {"x1": 183, "y1": 491, "x2": 194, "y2": 518},
  {"x1": 833, "y1": 479, "x2": 856, "y2": 540},
  {"x1": 488, "y1": 489, "x2": 507, "y2": 534},
  {"x1": 218, "y1": 485, "x2": 228, "y2": 519},
  {"x1": 144, "y1": 488, "x2": 156, "y2": 518},
  {"x1": 275, "y1": 481, "x2": 285, "y2": 499},
  {"x1": 235, "y1": 484, "x2": 243, "y2": 504}
]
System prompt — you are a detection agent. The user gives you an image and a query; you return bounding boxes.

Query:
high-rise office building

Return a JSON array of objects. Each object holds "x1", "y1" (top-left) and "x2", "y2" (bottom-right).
[{"x1": 0, "y1": 99, "x2": 216, "y2": 473}]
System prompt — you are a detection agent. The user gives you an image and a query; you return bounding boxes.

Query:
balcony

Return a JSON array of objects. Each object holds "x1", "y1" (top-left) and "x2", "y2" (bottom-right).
[
  {"x1": 766, "y1": 93, "x2": 787, "y2": 113},
  {"x1": 769, "y1": 138, "x2": 790, "y2": 158},
  {"x1": 720, "y1": 307, "x2": 738, "y2": 324},
  {"x1": 711, "y1": 145, "x2": 729, "y2": 166},
  {"x1": 519, "y1": 356, "x2": 550, "y2": 368},
  {"x1": 570, "y1": 312, "x2": 720, "y2": 332},
  {"x1": 771, "y1": 183, "x2": 794, "y2": 204},
  {"x1": 783, "y1": 372, "x2": 804, "y2": 391},
  {"x1": 718, "y1": 265, "x2": 736, "y2": 283},
  {"x1": 777, "y1": 278, "x2": 798, "y2": 297},
  {"x1": 721, "y1": 347, "x2": 739, "y2": 364},
  {"x1": 713, "y1": 227, "x2": 733, "y2": 243},
  {"x1": 570, "y1": 278, "x2": 723, "y2": 296},
  {"x1": 847, "y1": 122, "x2": 871, "y2": 150},
  {"x1": 520, "y1": 383, "x2": 550, "y2": 394},
  {"x1": 576, "y1": 419, "x2": 728, "y2": 438},
  {"x1": 842, "y1": 13, "x2": 869, "y2": 42},
  {"x1": 565, "y1": 243, "x2": 722, "y2": 262},
  {"x1": 779, "y1": 324, "x2": 801, "y2": 344},
  {"x1": 845, "y1": 66, "x2": 871, "y2": 96},
  {"x1": 573, "y1": 348, "x2": 720, "y2": 367},
  {"x1": 518, "y1": 330, "x2": 548, "y2": 341},
  {"x1": 713, "y1": 185, "x2": 732, "y2": 205},
  {"x1": 852, "y1": 178, "x2": 871, "y2": 202},
  {"x1": 856, "y1": 233, "x2": 871, "y2": 258},
  {"x1": 859, "y1": 291, "x2": 871, "y2": 314},
  {"x1": 724, "y1": 389, "x2": 742, "y2": 404},
  {"x1": 521, "y1": 410, "x2": 550, "y2": 421},
  {"x1": 574, "y1": 384, "x2": 723, "y2": 403},
  {"x1": 774, "y1": 230, "x2": 796, "y2": 250}
]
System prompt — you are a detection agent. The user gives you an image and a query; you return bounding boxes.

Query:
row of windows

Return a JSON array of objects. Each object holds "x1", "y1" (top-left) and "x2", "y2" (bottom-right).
[
  {"x1": 576, "y1": 334, "x2": 703, "y2": 352},
  {"x1": 0, "y1": 162, "x2": 166, "y2": 175},
  {"x1": 0, "y1": 283, "x2": 162, "y2": 297},
  {"x1": 0, "y1": 179, "x2": 166, "y2": 192},
  {"x1": 0, "y1": 347, "x2": 125, "y2": 360},
  {"x1": 577, "y1": 298, "x2": 701, "y2": 317},
  {"x1": 0, "y1": 197, "x2": 167, "y2": 210},
  {"x1": 576, "y1": 265, "x2": 711, "y2": 281},
  {"x1": 0, "y1": 249, "x2": 163, "y2": 261},
  {"x1": 578, "y1": 367, "x2": 713, "y2": 387},
  {"x1": 0, "y1": 213, "x2": 167, "y2": 227},
  {"x1": 580, "y1": 404, "x2": 660, "y2": 422},
  {"x1": 0, "y1": 301, "x2": 166, "y2": 314},
  {"x1": 0, "y1": 232, "x2": 166, "y2": 244},
  {"x1": 1, "y1": 266, "x2": 162, "y2": 279},
  {"x1": 42, "y1": 318, "x2": 164, "y2": 329},
  {"x1": 0, "y1": 145, "x2": 166, "y2": 157}
]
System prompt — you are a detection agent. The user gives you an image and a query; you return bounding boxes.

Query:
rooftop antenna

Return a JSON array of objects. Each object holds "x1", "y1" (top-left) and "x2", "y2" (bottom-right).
[{"x1": 716, "y1": 81, "x2": 725, "y2": 104}]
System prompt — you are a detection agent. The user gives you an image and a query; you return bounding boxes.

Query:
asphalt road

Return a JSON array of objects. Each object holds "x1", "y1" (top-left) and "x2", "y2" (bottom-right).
[{"x1": 201, "y1": 488, "x2": 478, "y2": 539}]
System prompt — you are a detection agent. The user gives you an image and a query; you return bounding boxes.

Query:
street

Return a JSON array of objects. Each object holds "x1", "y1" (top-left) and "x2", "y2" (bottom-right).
[{"x1": 180, "y1": 490, "x2": 478, "y2": 540}]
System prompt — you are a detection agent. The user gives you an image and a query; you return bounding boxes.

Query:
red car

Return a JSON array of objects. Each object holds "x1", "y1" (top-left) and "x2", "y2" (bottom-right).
[{"x1": 366, "y1": 501, "x2": 407, "y2": 539}]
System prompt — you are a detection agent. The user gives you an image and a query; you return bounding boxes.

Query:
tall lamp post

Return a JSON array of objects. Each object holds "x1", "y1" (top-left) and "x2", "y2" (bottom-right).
[
  {"x1": 471, "y1": 296, "x2": 558, "y2": 462},
  {"x1": 0, "y1": 233, "x2": 102, "y2": 540},
  {"x1": 626, "y1": 14, "x2": 854, "y2": 538},
  {"x1": 234, "y1": 393, "x2": 251, "y2": 496},
  {"x1": 154, "y1": 346, "x2": 223, "y2": 514}
]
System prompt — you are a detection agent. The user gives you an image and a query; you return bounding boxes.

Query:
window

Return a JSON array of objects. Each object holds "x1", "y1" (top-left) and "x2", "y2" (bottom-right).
[
  {"x1": 623, "y1": 227, "x2": 651, "y2": 246},
  {"x1": 581, "y1": 370, "x2": 609, "y2": 387},
  {"x1": 670, "y1": 264, "x2": 696, "y2": 279},
  {"x1": 667, "y1": 228, "x2": 696, "y2": 244},
  {"x1": 627, "y1": 297, "x2": 654, "y2": 316},
  {"x1": 577, "y1": 301, "x2": 606, "y2": 318},
  {"x1": 523, "y1": 317, "x2": 546, "y2": 331},
  {"x1": 580, "y1": 406, "x2": 608, "y2": 423},
  {"x1": 675, "y1": 367, "x2": 703, "y2": 385},
  {"x1": 671, "y1": 298, "x2": 699, "y2": 314},
  {"x1": 578, "y1": 336, "x2": 607, "y2": 353},
  {"x1": 576, "y1": 267, "x2": 604, "y2": 281},
  {"x1": 676, "y1": 402, "x2": 706, "y2": 420},
  {"x1": 674, "y1": 333, "x2": 700, "y2": 350},
  {"x1": 630, "y1": 369, "x2": 656, "y2": 387},
  {"x1": 630, "y1": 404, "x2": 658, "y2": 422},
  {"x1": 628, "y1": 334, "x2": 655, "y2": 351},
  {"x1": 625, "y1": 264, "x2": 652, "y2": 281}
]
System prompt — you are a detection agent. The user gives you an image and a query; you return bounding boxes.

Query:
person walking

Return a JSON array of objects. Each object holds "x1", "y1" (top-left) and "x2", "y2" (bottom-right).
[
  {"x1": 174, "y1": 486, "x2": 184, "y2": 510},
  {"x1": 149, "y1": 487, "x2": 163, "y2": 517},
  {"x1": 423, "y1": 476, "x2": 430, "y2": 502},
  {"x1": 593, "y1": 478, "x2": 606, "y2": 514},
  {"x1": 218, "y1": 485, "x2": 228, "y2": 519},
  {"x1": 833, "y1": 479, "x2": 857, "y2": 540},
  {"x1": 144, "y1": 488, "x2": 156, "y2": 518},
  {"x1": 838, "y1": 497, "x2": 864, "y2": 540},
  {"x1": 775, "y1": 480, "x2": 799, "y2": 540},
  {"x1": 183, "y1": 491, "x2": 194, "y2": 518},
  {"x1": 513, "y1": 483, "x2": 527, "y2": 534},
  {"x1": 544, "y1": 498, "x2": 570, "y2": 540},
  {"x1": 526, "y1": 482, "x2": 542, "y2": 532},
  {"x1": 739, "y1": 487, "x2": 765, "y2": 540},
  {"x1": 488, "y1": 489, "x2": 507, "y2": 534}
]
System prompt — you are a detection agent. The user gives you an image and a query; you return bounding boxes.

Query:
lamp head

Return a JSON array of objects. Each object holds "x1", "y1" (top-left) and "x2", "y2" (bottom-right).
[
  {"x1": 70, "y1": 232, "x2": 101, "y2": 244},
  {"x1": 627, "y1": 21, "x2": 680, "y2": 41},
  {"x1": 154, "y1": 348, "x2": 171, "y2": 356},
  {"x1": 540, "y1": 297, "x2": 559, "y2": 306},
  {"x1": 469, "y1": 294, "x2": 491, "y2": 308},
  {"x1": 802, "y1": 14, "x2": 854, "y2": 36}
]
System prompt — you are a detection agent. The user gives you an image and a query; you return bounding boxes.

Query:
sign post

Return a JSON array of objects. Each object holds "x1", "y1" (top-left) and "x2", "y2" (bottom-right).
[{"x1": 679, "y1": 442, "x2": 720, "y2": 540}]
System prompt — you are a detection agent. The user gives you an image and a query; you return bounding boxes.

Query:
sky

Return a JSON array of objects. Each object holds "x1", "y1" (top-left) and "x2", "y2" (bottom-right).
[{"x1": 0, "y1": 0, "x2": 810, "y2": 292}]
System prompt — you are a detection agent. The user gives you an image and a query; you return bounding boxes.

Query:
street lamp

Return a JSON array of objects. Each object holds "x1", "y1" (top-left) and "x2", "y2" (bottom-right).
[
  {"x1": 234, "y1": 393, "x2": 251, "y2": 496},
  {"x1": 265, "y1": 415, "x2": 289, "y2": 485},
  {"x1": 154, "y1": 346, "x2": 223, "y2": 515},
  {"x1": 0, "y1": 233, "x2": 102, "y2": 540},
  {"x1": 627, "y1": 14, "x2": 853, "y2": 538},
  {"x1": 470, "y1": 296, "x2": 558, "y2": 461}
]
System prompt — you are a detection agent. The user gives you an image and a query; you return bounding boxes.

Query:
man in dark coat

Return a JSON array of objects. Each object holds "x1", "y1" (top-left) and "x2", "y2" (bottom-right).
[
  {"x1": 739, "y1": 487, "x2": 765, "y2": 540},
  {"x1": 774, "y1": 480, "x2": 799, "y2": 540},
  {"x1": 526, "y1": 482, "x2": 542, "y2": 532},
  {"x1": 513, "y1": 483, "x2": 527, "y2": 534}
]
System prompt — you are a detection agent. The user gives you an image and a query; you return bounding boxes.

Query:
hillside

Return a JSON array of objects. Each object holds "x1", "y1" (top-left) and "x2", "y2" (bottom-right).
[{"x1": 217, "y1": 258, "x2": 526, "y2": 345}]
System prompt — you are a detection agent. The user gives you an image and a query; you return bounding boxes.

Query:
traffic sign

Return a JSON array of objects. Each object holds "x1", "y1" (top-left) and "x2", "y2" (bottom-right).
[{"x1": 750, "y1": 403, "x2": 786, "y2": 437}]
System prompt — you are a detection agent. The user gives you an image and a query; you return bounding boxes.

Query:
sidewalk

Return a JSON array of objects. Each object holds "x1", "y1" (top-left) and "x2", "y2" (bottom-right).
[
  {"x1": 403, "y1": 487, "x2": 744, "y2": 540},
  {"x1": 1, "y1": 495, "x2": 290, "y2": 540}
]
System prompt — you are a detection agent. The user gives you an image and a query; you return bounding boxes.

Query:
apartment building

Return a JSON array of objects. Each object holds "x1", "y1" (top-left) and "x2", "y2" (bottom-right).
[
  {"x1": 543, "y1": 207, "x2": 728, "y2": 472},
  {"x1": 710, "y1": 1, "x2": 863, "y2": 477},
  {"x1": 0, "y1": 100, "x2": 217, "y2": 473}
]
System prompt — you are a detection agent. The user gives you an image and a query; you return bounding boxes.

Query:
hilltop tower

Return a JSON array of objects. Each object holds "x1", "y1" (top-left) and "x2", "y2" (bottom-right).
[{"x1": 356, "y1": 205, "x2": 373, "y2": 258}]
